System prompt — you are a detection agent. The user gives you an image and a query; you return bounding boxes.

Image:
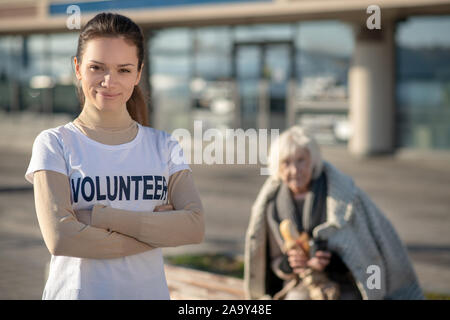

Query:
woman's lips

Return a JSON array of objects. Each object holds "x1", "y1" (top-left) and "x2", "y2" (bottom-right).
[
  {"x1": 289, "y1": 177, "x2": 304, "y2": 185},
  {"x1": 97, "y1": 91, "x2": 120, "y2": 99}
]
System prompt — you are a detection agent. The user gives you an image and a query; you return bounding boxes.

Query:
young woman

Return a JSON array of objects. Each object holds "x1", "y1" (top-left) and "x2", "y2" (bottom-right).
[{"x1": 25, "y1": 13, "x2": 204, "y2": 300}]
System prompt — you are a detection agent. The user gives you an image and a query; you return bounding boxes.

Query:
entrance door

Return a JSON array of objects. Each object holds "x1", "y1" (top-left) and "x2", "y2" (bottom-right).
[
  {"x1": 233, "y1": 41, "x2": 294, "y2": 130},
  {"x1": 234, "y1": 44, "x2": 261, "y2": 130}
]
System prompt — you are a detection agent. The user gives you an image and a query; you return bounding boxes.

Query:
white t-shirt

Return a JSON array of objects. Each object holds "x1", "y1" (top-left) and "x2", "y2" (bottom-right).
[{"x1": 25, "y1": 121, "x2": 191, "y2": 300}]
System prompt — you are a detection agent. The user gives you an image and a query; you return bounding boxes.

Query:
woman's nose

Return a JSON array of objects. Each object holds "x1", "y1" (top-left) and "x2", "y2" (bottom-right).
[
  {"x1": 289, "y1": 163, "x2": 298, "y2": 175},
  {"x1": 101, "y1": 73, "x2": 114, "y2": 87}
]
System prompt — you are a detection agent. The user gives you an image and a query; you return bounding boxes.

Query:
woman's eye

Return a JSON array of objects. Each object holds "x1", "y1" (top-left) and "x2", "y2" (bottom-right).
[
  {"x1": 119, "y1": 69, "x2": 131, "y2": 73},
  {"x1": 89, "y1": 65, "x2": 101, "y2": 71}
]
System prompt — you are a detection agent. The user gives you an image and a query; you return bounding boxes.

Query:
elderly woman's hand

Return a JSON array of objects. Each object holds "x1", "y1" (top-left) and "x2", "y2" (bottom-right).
[
  {"x1": 288, "y1": 248, "x2": 331, "y2": 273},
  {"x1": 287, "y1": 247, "x2": 309, "y2": 273},
  {"x1": 307, "y1": 250, "x2": 332, "y2": 272}
]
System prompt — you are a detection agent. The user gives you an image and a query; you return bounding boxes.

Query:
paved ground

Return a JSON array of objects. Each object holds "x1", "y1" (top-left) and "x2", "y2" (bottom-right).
[{"x1": 0, "y1": 112, "x2": 449, "y2": 299}]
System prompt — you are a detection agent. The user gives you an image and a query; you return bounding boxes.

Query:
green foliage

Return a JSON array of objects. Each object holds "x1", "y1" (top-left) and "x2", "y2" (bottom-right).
[
  {"x1": 424, "y1": 292, "x2": 450, "y2": 300},
  {"x1": 165, "y1": 253, "x2": 244, "y2": 279}
]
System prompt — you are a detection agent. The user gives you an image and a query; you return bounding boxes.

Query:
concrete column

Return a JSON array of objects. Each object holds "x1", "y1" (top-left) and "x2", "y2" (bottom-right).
[{"x1": 348, "y1": 21, "x2": 395, "y2": 156}]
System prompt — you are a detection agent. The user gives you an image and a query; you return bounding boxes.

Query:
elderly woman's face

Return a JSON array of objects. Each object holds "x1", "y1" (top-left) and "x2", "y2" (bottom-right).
[{"x1": 279, "y1": 148, "x2": 313, "y2": 195}]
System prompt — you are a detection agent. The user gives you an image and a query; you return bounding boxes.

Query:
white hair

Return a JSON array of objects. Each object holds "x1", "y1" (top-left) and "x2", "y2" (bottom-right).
[{"x1": 268, "y1": 126, "x2": 323, "y2": 180}]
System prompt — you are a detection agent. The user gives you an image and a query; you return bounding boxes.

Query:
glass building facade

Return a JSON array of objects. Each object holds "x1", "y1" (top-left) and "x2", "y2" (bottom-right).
[
  {"x1": 0, "y1": 15, "x2": 449, "y2": 150},
  {"x1": 150, "y1": 21, "x2": 354, "y2": 141},
  {"x1": 0, "y1": 33, "x2": 79, "y2": 115},
  {"x1": 396, "y1": 16, "x2": 450, "y2": 150}
]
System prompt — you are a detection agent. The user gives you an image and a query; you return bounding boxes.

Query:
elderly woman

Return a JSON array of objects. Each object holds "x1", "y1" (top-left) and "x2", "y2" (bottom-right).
[{"x1": 244, "y1": 126, "x2": 423, "y2": 300}]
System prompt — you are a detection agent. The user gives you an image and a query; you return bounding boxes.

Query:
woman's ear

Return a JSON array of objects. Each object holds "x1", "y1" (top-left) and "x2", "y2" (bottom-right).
[{"x1": 74, "y1": 56, "x2": 82, "y2": 80}]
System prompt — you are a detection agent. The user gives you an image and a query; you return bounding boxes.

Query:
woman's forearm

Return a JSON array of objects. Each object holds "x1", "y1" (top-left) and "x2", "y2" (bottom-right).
[
  {"x1": 34, "y1": 170, "x2": 155, "y2": 259},
  {"x1": 91, "y1": 205, "x2": 204, "y2": 247},
  {"x1": 91, "y1": 169, "x2": 205, "y2": 247}
]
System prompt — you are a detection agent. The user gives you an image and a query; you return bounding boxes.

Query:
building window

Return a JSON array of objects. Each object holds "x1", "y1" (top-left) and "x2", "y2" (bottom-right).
[
  {"x1": 149, "y1": 21, "x2": 354, "y2": 136},
  {"x1": 150, "y1": 28, "x2": 193, "y2": 132},
  {"x1": 396, "y1": 15, "x2": 450, "y2": 150},
  {"x1": 0, "y1": 33, "x2": 79, "y2": 114},
  {"x1": 294, "y1": 21, "x2": 354, "y2": 144}
]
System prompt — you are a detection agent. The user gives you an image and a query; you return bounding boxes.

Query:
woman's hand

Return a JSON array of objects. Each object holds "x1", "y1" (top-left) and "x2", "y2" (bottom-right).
[
  {"x1": 287, "y1": 247, "x2": 309, "y2": 273},
  {"x1": 287, "y1": 248, "x2": 332, "y2": 273},
  {"x1": 74, "y1": 209, "x2": 92, "y2": 225},
  {"x1": 153, "y1": 204, "x2": 174, "y2": 212},
  {"x1": 306, "y1": 250, "x2": 332, "y2": 272}
]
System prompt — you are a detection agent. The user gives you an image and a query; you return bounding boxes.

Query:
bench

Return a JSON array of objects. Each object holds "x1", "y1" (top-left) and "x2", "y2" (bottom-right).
[{"x1": 164, "y1": 264, "x2": 245, "y2": 300}]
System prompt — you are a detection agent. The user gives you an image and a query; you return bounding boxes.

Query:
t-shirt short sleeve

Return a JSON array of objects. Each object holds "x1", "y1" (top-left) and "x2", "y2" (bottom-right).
[
  {"x1": 24, "y1": 130, "x2": 68, "y2": 184},
  {"x1": 165, "y1": 131, "x2": 191, "y2": 176}
]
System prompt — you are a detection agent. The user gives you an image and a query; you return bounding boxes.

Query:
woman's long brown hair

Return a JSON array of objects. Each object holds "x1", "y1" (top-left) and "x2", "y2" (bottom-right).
[{"x1": 74, "y1": 12, "x2": 149, "y2": 126}]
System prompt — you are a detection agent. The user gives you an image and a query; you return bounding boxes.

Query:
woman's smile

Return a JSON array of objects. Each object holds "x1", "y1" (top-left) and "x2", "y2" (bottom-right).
[{"x1": 96, "y1": 91, "x2": 121, "y2": 99}]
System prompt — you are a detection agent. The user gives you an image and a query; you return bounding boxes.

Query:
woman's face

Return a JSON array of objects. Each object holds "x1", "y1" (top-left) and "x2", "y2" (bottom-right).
[
  {"x1": 74, "y1": 37, "x2": 142, "y2": 112},
  {"x1": 279, "y1": 148, "x2": 313, "y2": 195}
]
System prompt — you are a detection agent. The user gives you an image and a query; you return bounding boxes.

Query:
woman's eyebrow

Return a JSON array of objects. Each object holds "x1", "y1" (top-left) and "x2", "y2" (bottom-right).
[{"x1": 89, "y1": 60, "x2": 134, "y2": 67}]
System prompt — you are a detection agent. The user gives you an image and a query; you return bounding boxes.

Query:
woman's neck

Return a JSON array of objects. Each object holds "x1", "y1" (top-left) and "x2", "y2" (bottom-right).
[
  {"x1": 77, "y1": 103, "x2": 134, "y2": 130},
  {"x1": 72, "y1": 103, "x2": 138, "y2": 145},
  {"x1": 290, "y1": 183, "x2": 311, "y2": 200},
  {"x1": 293, "y1": 191, "x2": 307, "y2": 201}
]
